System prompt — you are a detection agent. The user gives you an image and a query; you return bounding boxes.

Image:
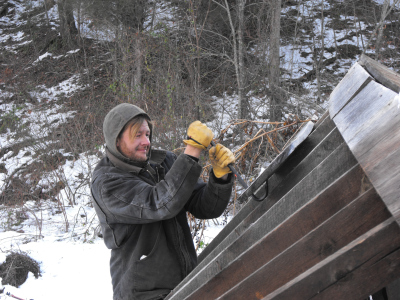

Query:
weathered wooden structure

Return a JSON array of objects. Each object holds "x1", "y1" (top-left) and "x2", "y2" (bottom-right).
[{"x1": 166, "y1": 54, "x2": 400, "y2": 300}]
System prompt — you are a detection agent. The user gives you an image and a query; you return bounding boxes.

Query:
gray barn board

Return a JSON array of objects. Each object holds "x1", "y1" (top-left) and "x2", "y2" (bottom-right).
[{"x1": 165, "y1": 55, "x2": 400, "y2": 300}]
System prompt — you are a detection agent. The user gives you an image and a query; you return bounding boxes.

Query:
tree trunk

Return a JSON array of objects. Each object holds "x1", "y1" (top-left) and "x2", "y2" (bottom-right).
[
  {"x1": 269, "y1": 0, "x2": 281, "y2": 121},
  {"x1": 376, "y1": 0, "x2": 390, "y2": 60},
  {"x1": 222, "y1": 0, "x2": 248, "y2": 119},
  {"x1": 237, "y1": 0, "x2": 248, "y2": 119},
  {"x1": 315, "y1": 0, "x2": 325, "y2": 103},
  {"x1": 57, "y1": 0, "x2": 78, "y2": 48},
  {"x1": 133, "y1": 35, "x2": 143, "y2": 98}
]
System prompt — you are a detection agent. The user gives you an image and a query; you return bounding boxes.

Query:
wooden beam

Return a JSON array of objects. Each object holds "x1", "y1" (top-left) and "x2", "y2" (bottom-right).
[
  {"x1": 359, "y1": 54, "x2": 400, "y2": 93},
  {"x1": 264, "y1": 217, "x2": 400, "y2": 300},
  {"x1": 218, "y1": 187, "x2": 391, "y2": 300},
  {"x1": 329, "y1": 62, "x2": 372, "y2": 120}
]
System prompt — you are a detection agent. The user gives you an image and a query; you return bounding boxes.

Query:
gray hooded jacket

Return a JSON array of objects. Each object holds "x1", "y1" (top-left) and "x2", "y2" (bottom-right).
[{"x1": 91, "y1": 103, "x2": 233, "y2": 300}]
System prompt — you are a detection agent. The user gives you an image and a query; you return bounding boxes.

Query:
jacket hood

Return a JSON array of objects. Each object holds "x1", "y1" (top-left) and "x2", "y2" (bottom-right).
[{"x1": 103, "y1": 103, "x2": 152, "y2": 163}]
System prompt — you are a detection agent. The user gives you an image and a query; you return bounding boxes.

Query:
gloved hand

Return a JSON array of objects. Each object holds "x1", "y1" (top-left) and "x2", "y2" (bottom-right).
[
  {"x1": 183, "y1": 121, "x2": 214, "y2": 150},
  {"x1": 209, "y1": 143, "x2": 235, "y2": 178}
]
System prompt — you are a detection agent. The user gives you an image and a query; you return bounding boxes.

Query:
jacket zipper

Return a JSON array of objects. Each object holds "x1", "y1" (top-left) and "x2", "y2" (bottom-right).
[{"x1": 145, "y1": 165, "x2": 159, "y2": 183}]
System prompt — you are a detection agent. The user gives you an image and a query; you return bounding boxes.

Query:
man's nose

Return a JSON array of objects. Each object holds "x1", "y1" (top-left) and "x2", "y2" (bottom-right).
[{"x1": 141, "y1": 135, "x2": 150, "y2": 145}]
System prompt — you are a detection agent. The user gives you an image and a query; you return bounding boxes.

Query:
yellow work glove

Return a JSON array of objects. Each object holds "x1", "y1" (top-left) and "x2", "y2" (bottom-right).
[
  {"x1": 183, "y1": 121, "x2": 214, "y2": 150},
  {"x1": 209, "y1": 144, "x2": 235, "y2": 178}
]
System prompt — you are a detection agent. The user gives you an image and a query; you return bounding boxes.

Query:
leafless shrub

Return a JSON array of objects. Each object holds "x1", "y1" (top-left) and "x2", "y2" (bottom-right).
[{"x1": 0, "y1": 251, "x2": 41, "y2": 287}]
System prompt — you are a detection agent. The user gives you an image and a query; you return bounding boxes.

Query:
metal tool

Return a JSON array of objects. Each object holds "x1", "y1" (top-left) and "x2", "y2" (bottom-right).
[{"x1": 209, "y1": 140, "x2": 265, "y2": 201}]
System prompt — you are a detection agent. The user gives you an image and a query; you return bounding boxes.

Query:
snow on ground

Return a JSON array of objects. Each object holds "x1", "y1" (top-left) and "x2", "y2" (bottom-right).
[{"x1": 0, "y1": 237, "x2": 112, "y2": 300}]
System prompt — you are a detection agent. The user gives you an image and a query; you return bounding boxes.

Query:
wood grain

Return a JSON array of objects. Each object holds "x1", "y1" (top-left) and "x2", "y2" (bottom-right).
[
  {"x1": 329, "y1": 62, "x2": 372, "y2": 119},
  {"x1": 218, "y1": 188, "x2": 391, "y2": 300},
  {"x1": 332, "y1": 74, "x2": 400, "y2": 226},
  {"x1": 264, "y1": 218, "x2": 400, "y2": 300},
  {"x1": 359, "y1": 54, "x2": 400, "y2": 93}
]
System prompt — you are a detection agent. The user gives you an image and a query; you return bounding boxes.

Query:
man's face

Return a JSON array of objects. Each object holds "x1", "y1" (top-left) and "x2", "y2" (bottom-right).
[{"x1": 117, "y1": 120, "x2": 151, "y2": 161}]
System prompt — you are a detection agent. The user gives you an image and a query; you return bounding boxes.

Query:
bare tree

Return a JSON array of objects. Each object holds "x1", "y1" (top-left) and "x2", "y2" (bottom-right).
[
  {"x1": 57, "y1": 0, "x2": 78, "y2": 48},
  {"x1": 364, "y1": 0, "x2": 400, "y2": 57},
  {"x1": 314, "y1": 0, "x2": 325, "y2": 103},
  {"x1": 212, "y1": 0, "x2": 249, "y2": 119},
  {"x1": 269, "y1": 0, "x2": 281, "y2": 121}
]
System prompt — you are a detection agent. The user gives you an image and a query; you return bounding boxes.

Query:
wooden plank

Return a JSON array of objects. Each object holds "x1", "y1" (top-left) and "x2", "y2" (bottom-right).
[
  {"x1": 197, "y1": 116, "x2": 336, "y2": 263},
  {"x1": 183, "y1": 165, "x2": 377, "y2": 300},
  {"x1": 365, "y1": 146, "x2": 400, "y2": 225},
  {"x1": 329, "y1": 62, "x2": 372, "y2": 120},
  {"x1": 314, "y1": 109, "x2": 329, "y2": 129},
  {"x1": 359, "y1": 54, "x2": 400, "y2": 93},
  {"x1": 218, "y1": 188, "x2": 391, "y2": 300},
  {"x1": 333, "y1": 90, "x2": 400, "y2": 225},
  {"x1": 264, "y1": 218, "x2": 400, "y2": 300},
  {"x1": 167, "y1": 141, "x2": 358, "y2": 300},
  {"x1": 332, "y1": 80, "x2": 397, "y2": 138}
]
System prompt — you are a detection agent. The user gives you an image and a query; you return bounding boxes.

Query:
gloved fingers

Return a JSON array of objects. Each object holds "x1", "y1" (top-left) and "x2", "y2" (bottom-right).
[
  {"x1": 209, "y1": 145, "x2": 217, "y2": 157},
  {"x1": 184, "y1": 121, "x2": 214, "y2": 149},
  {"x1": 214, "y1": 144, "x2": 235, "y2": 167}
]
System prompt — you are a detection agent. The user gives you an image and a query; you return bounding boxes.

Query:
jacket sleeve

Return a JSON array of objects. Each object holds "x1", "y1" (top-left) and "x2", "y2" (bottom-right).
[
  {"x1": 184, "y1": 170, "x2": 234, "y2": 219},
  {"x1": 92, "y1": 154, "x2": 202, "y2": 225}
]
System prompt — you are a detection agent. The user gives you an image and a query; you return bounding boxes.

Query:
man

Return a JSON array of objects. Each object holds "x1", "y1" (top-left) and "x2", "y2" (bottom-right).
[{"x1": 91, "y1": 103, "x2": 235, "y2": 300}]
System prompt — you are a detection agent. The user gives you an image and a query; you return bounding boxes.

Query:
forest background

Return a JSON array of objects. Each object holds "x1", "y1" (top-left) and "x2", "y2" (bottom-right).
[{"x1": 0, "y1": 0, "x2": 399, "y2": 298}]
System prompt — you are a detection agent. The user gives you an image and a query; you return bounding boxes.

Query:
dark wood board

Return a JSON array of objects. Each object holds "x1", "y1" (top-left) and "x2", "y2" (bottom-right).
[
  {"x1": 329, "y1": 62, "x2": 372, "y2": 119},
  {"x1": 359, "y1": 54, "x2": 400, "y2": 93},
  {"x1": 167, "y1": 142, "x2": 358, "y2": 300},
  {"x1": 185, "y1": 166, "x2": 378, "y2": 300},
  {"x1": 263, "y1": 217, "x2": 400, "y2": 300},
  {"x1": 218, "y1": 188, "x2": 391, "y2": 300},
  {"x1": 314, "y1": 110, "x2": 329, "y2": 128},
  {"x1": 312, "y1": 249, "x2": 400, "y2": 300}
]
